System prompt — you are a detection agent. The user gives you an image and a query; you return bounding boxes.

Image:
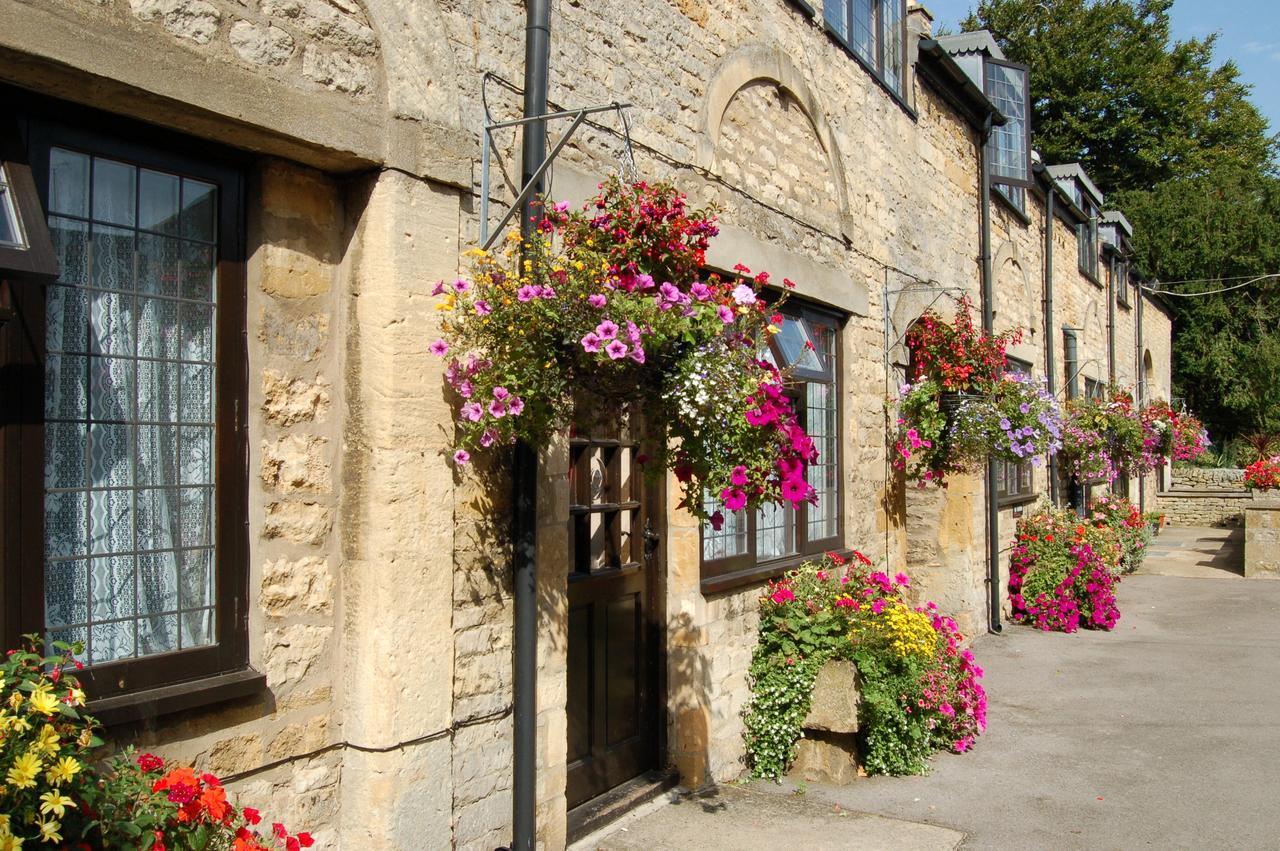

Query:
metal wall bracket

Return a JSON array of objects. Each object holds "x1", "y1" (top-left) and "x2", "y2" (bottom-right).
[{"x1": 480, "y1": 74, "x2": 635, "y2": 249}]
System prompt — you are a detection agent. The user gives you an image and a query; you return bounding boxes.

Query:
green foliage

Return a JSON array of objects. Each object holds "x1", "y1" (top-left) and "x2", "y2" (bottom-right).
[{"x1": 965, "y1": 0, "x2": 1280, "y2": 446}]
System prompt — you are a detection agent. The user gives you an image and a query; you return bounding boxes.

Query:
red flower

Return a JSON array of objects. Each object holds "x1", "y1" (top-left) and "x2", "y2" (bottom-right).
[
  {"x1": 137, "y1": 752, "x2": 165, "y2": 773},
  {"x1": 298, "y1": 833, "x2": 315, "y2": 848},
  {"x1": 243, "y1": 807, "x2": 262, "y2": 825},
  {"x1": 274, "y1": 823, "x2": 288, "y2": 840}
]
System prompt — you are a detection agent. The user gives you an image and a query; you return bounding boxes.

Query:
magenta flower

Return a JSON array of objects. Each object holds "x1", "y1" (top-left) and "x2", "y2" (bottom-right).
[
  {"x1": 604, "y1": 339, "x2": 628, "y2": 360},
  {"x1": 553, "y1": 200, "x2": 570, "y2": 213},
  {"x1": 457, "y1": 379, "x2": 474, "y2": 399},
  {"x1": 635, "y1": 273, "x2": 655, "y2": 290},
  {"x1": 894, "y1": 572, "x2": 911, "y2": 588},
  {"x1": 539, "y1": 285, "x2": 557, "y2": 299},
  {"x1": 429, "y1": 339, "x2": 449, "y2": 357},
  {"x1": 770, "y1": 587, "x2": 795, "y2": 605},
  {"x1": 730, "y1": 465, "x2": 749, "y2": 486},
  {"x1": 871, "y1": 599, "x2": 885, "y2": 615},
  {"x1": 474, "y1": 300, "x2": 492, "y2": 315},
  {"x1": 492, "y1": 386, "x2": 510, "y2": 401},
  {"x1": 690, "y1": 281, "x2": 712, "y2": 301},
  {"x1": 480, "y1": 428, "x2": 498, "y2": 448},
  {"x1": 460, "y1": 402, "x2": 483, "y2": 422},
  {"x1": 588, "y1": 294, "x2": 607, "y2": 308},
  {"x1": 721, "y1": 487, "x2": 747, "y2": 511},
  {"x1": 717, "y1": 305, "x2": 734, "y2": 324},
  {"x1": 508, "y1": 397, "x2": 525, "y2": 416},
  {"x1": 626, "y1": 321, "x2": 643, "y2": 343},
  {"x1": 629, "y1": 346, "x2": 646, "y2": 364},
  {"x1": 488, "y1": 400, "x2": 507, "y2": 418},
  {"x1": 431, "y1": 280, "x2": 446, "y2": 296},
  {"x1": 517, "y1": 285, "x2": 539, "y2": 302},
  {"x1": 595, "y1": 320, "x2": 619, "y2": 340},
  {"x1": 780, "y1": 477, "x2": 809, "y2": 505},
  {"x1": 453, "y1": 279, "x2": 470, "y2": 293},
  {"x1": 453, "y1": 449, "x2": 470, "y2": 465},
  {"x1": 580, "y1": 332, "x2": 602, "y2": 353}
]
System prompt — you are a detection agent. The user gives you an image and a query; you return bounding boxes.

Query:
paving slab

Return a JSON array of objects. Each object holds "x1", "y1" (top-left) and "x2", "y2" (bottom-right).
[
  {"x1": 1137, "y1": 526, "x2": 1244, "y2": 579},
  {"x1": 576, "y1": 784, "x2": 964, "y2": 850}
]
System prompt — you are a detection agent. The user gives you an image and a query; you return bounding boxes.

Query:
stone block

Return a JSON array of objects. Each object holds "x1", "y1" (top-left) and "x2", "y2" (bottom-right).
[
  {"x1": 263, "y1": 623, "x2": 333, "y2": 691},
  {"x1": 262, "y1": 369, "x2": 330, "y2": 425},
  {"x1": 263, "y1": 500, "x2": 332, "y2": 545},
  {"x1": 788, "y1": 731, "x2": 860, "y2": 785},
  {"x1": 230, "y1": 20, "x2": 295, "y2": 66},
  {"x1": 129, "y1": 0, "x2": 220, "y2": 44},
  {"x1": 802, "y1": 659, "x2": 860, "y2": 734},
  {"x1": 261, "y1": 555, "x2": 333, "y2": 616},
  {"x1": 261, "y1": 434, "x2": 331, "y2": 494}
]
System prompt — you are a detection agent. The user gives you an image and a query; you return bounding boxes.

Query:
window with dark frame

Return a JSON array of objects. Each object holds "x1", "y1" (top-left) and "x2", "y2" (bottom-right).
[
  {"x1": 983, "y1": 60, "x2": 1031, "y2": 205},
  {"x1": 700, "y1": 302, "x2": 842, "y2": 590},
  {"x1": 995, "y1": 357, "x2": 1035, "y2": 504},
  {"x1": 1077, "y1": 193, "x2": 1099, "y2": 281},
  {"x1": 1, "y1": 103, "x2": 249, "y2": 705},
  {"x1": 822, "y1": 0, "x2": 908, "y2": 96},
  {"x1": 1115, "y1": 259, "x2": 1131, "y2": 308}
]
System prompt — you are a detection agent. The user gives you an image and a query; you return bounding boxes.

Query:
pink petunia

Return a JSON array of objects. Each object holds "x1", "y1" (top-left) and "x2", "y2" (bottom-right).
[
  {"x1": 721, "y1": 487, "x2": 747, "y2": 511},
  {"x1": 429, "y1": 339, "x2": 449, "y2": 357},
  {"x1": 626, "y1": 321, "x2": 643, "y2": 344},
  {"x1": 453, "y1": 279, "x2": 470, "y2": 293},
  {"x1": 731, "y1": 284, "x2": 756, "y2": 305},
  {"x1": 508, "y1": 397, "x2": 525, "y2": 416},
  {"x1": 474, "y1": 300, "x2": 492, "y2": 315},
  {"x1": 629, "y1": 346, "x2": 646, "y2": 364},
  {"x1": 595, "y1": 320, "x2": 619, "y2": 340},
  {"x1": 460, "y1": 402, "x2": 483, "y2": 422},
  {"x1": 604, "y1": 339, "x2": 628, "y2": 360},
  {"x1": 588, "y1": 294, "x2": 607, "y2": 308},
  {"x1": 453, "y1": 449, "x2": 470, "y2": 465},
  {"x1": 492, "y1": 386, "x2": 510, "y2": 401},
  {"x1": 517, "y1": 285, "x2": 539, "y2": 302},
  {"x1": 780, "y1": 477, "x2": 809, "y2": 505},
  {"x1": 581, "y1": 332, "x2": 602, "y2": 353},
  {"x1": 431, "y1": 280, "x2": 446, "y2": 296},
  {"x1": 690, "y1": 281, "x2": 712, "y2": 301},
  {"x1": 717, "y1": 305, "x2": 734, "y2": 324},
  {"x1": 488, "y1": 400, "x2": 507, "y2": 418},
  {"x1": 457, "y1": 380, "x2": 474, "y2": 399},
  {"x1": 480, "y1": 429, "x2": 498, "y2": 448},
  {"x1": 730, "y1": 465, "x2": 749, "y2": 486}
]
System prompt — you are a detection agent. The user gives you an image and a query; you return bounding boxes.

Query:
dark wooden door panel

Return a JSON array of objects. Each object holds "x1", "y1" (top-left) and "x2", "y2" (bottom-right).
[{"x1": 565, "y1": 426, "x2": 660, "y2": 812}]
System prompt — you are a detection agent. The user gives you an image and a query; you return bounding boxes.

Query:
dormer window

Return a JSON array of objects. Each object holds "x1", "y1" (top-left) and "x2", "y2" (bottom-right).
[
  {"x1": 984, "y1": 60, "x2": 1031, "y2": 192},
  {"x1": 1077, "y1": 193, "x2": 1099, "y2": 281},
  {"x1": 823, "y1": 0, "x2": 908, "y2": 95}
]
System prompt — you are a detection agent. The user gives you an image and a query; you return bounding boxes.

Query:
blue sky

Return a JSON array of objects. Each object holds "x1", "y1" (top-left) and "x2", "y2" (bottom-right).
[{"x1": 924, "y1": 0, "x2": 1279, "y2": 136}]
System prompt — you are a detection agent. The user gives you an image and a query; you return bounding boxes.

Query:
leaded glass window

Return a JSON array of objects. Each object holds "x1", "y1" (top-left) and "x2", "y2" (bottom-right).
[
  {"x1": 984, "y1": 61, "x2": 1031, "y2": 189},
  {"x1": 43, "y1": 147, "x2": 219, "y2": 665},
  {"x1": 701, "y1": 302, "x2": 843, "y2": 589},
  {"x1": 822, "y1": 0, "x2": 906, "y2": 96}
]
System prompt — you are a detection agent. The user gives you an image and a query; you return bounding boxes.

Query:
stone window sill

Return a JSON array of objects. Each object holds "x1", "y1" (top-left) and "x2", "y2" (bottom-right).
[{"x1": 88, "y1": 668, "x2": 267, "y2": 728}]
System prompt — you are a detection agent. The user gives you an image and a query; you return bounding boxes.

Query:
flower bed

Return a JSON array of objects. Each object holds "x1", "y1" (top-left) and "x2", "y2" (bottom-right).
[
  {"x1": 1008, "y1": 503, "x2": 1136, "y2": 632},
  {"x1": 744, "y1": 553, "x2": 986, "y2": 778},
  {"x1": 433, "y1": 179, "x2": 817, "y2": 520},
  {"x1": 1087, "y1": 494, "x2": 1158, "y2": 574},
  {"x1": 0, "y1": 639, "x2": 311, "y2": 849}
]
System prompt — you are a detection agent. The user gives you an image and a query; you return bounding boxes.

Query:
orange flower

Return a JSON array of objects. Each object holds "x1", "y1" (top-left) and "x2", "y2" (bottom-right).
[{"x1": 200, "y1": 784, "x2": 231, "y2": 823}]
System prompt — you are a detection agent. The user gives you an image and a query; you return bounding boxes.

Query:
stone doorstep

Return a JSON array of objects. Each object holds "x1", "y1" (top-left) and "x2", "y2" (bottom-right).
[{"x1": 787, "y1": 660, "x2": 863, "y2": 786}]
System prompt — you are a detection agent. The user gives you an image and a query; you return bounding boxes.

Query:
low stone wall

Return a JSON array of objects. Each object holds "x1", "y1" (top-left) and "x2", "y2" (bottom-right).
[
  {"x1": 1171, "y1": 467, "x2": 1246, "y2": 490},
  {"x1": 1156, "y1": 492, "x2": 1250, "y2": 527},
  {"x1": 1245, "y1": 501, "x2": 1280, "y2": 579}
]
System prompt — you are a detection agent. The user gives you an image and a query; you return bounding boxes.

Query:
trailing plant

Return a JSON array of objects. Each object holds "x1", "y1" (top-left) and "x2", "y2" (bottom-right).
[
  {"x1": 893, "y1": 299, "x2": 1029, "y2": 485},
  {"x1": 1008, "y1": 505, "x2": 1122, "y2": 633},
  {"x1": 0, "y1": 637, "x2": 312, "y2": 850},
  {"x1": 947, "y1": 372, "x2": 1062, "y2": 467},
  {"x1": 1245, "y1": 455, "x2": 1280, "y2": 490},
  {"x1": 433, "y1": 178, "x2": 817, "y2": 519},
  {"x1": 1061, "y1": 391, "x2": 1146, "y2": 481},
  {"x1": 744, "y1": 553, "x2": 986, "y2": 779},
  {"x1": 1142, "y1": 400, "x2": 1210, "y2": 467}
]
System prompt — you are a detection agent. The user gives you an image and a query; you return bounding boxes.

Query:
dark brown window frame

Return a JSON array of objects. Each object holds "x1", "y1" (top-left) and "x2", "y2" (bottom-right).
[
  {"x1": 820, "y1": 0, "x2": 911, "y2": 104},
  {"x1": 996, "y1": 356, "x2": 1036, "y2": 506},
  {"x1": 1, "y1": 93, "x2": 252, "y2": 709},
  {"x1": 983, "y1": 58, "x2": 1033, "y2": 191},
  {"x1": 699, "y1": 300, "x2": 844, "y2": 594}
]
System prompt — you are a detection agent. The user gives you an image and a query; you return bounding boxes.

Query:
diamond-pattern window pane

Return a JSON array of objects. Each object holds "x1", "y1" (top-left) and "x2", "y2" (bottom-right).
[
  {"x1": 701, "y1": 491, "x2": 748, "y2": 561},
  {"x1": 42, "y1": 147, "x2": 220, "y2": 664},
  {"x1": 807, "y1": 381, "x2": 839, "y2": 541}
]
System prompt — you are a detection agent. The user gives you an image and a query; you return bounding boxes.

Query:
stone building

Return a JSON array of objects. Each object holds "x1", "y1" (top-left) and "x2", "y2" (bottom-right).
[{"x1": 0, "y1": 0, "x2": 1172, "y2": 848}]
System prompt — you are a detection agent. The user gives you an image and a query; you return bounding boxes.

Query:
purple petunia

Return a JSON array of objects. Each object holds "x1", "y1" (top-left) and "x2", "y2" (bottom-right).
[
  {"x1": 429, "y1": 339, "x2": 449, "y2": 357},
  {"x1": 596, "y1": 320, "x2": 619, "y2": 340},
  {"x1": 474, "y1": 300, "x2": 492, "y2": 315},
  {"x1": 454, "y1": 449, "x2": 470, "y2": 465},
  {"x1": 717, "y1": 305, "x2": 734, "y2": 324},
  {"x1": 460, "y1": 402, "x2": 483, "y2": 422},
  {"x1": 581, "y1": 332, "x2": 602, "y2": 353},
  {"x1": 588, "y1": 293, "x2": 607, "y2": 308},
  {"x1": 604, "y1": 339, "x2": 629, "y2": 360}
]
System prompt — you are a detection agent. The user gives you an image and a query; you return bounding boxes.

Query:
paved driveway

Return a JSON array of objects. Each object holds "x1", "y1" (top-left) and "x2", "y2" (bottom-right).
[{"x1": 584, "y1": 529, "x2": 1280, "y2": 850}]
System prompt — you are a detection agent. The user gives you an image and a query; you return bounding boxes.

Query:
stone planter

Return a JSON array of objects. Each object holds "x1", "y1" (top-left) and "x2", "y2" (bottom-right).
[
  {"x1": 787, "y1": 659, "x2": 861, "y2": 785},
  {"x1": 1244, "y1": 491, "x2": 1280, "y2": 578}
]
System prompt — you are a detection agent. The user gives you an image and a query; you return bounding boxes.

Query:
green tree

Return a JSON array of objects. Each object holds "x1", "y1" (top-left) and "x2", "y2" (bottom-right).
[{"x1": 963, "y1": 0, "x2": 1280, "y2": 447}]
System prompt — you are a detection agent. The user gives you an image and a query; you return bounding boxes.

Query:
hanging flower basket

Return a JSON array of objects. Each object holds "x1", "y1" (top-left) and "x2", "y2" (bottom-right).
[{"x1": 432, "y1": 178, "x2": 818, "y2": 520}]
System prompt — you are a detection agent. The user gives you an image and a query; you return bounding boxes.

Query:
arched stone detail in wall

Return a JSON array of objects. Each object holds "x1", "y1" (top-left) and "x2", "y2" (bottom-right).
[
  {"x1": 992, "y1": 241, "x2": 1038, "y2": 341},
  {"x1": 697, "y1": 44, "x2": 852, "y2": 237}
]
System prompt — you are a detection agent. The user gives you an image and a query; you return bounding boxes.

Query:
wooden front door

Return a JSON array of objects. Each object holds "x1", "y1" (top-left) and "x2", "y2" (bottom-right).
[{"x1": 566, "y1": 420, "x2": 661, "y2": 810}]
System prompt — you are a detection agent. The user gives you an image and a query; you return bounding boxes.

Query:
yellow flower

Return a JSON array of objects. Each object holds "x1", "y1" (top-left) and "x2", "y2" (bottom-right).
[
  {"x1": 0, "y1": 832, "x2": 22, "y2": 850},
  {"x1": 36, "y1": 817, "x2": 60, "y2": 845},
  {"x1": 38, "y1": 791, "x2": 75, "y2": 819},
  {"x1": 45, "y1": 756, "x2": 80, "y2": 787},
  {"x1": 66, "y1": 688, "x2": 84, "y2": 707},
  {"x1": 35, "y1": 724, "x2": 59, "y2": 755},
  {"x1": 27, "y1": 689, "x2": 58, "y2": 716},
  {"x1": 0, "y1": 814, "x2": 9, "y2": 831},
  {"x1": 7, "y1": 693, "x2": 22, "y2": 710},
  {"x1": 8, "y1": 716, "x2": 31, "y2": 734},
  {"x1": 434, "y1": 294, "x2": 457, "y2": 312},
  {"x1": 7, "y1": 751, "x2": 42, "y2": 789}
]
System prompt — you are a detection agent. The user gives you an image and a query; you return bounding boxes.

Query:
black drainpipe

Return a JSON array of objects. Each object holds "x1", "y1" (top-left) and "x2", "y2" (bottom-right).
[
  {"x1": 512, "y1": 0, "x2": 550, "y2": 846},
  {"x1": 1062, "y1": 327, "x2": 1084, "y2": 515},
  {"x1": 979, "y1": 114, "x2": 1002, "y2": 635},
  {"x1": 1042, "y1": 175, "x2": 1058, "y2": 505},
  {"x1": 1136, "y1": 276, "x2": 1147, "y2": 511},
  {"x1": 1107, "y1": 254, "x2": 1116, "y2": 384}
]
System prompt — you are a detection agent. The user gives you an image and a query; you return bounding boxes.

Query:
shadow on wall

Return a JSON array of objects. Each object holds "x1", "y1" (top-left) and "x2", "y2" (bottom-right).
[{"x1": 667, "y1": 610, "x2": 713, "y2": 791}]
